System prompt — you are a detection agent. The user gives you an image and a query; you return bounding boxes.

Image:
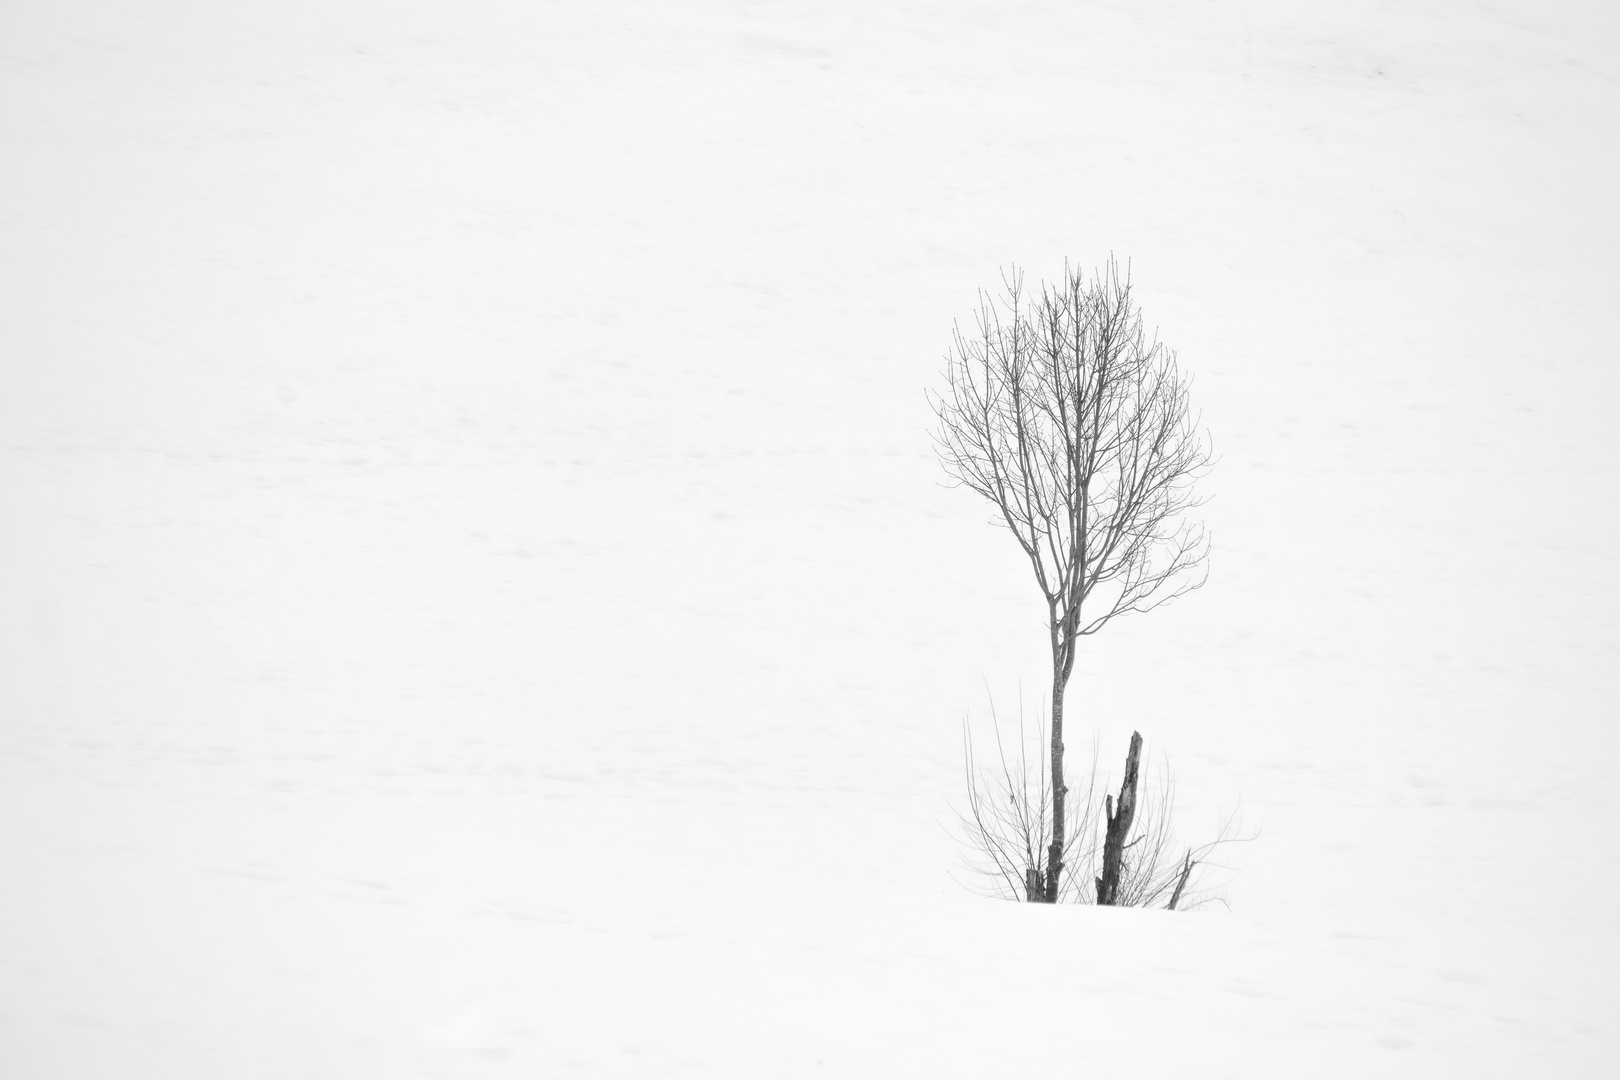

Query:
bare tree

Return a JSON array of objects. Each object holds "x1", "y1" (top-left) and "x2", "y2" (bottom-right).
[{"x1": 933, "y1": 259, "x2": 1211, "y2": 903}]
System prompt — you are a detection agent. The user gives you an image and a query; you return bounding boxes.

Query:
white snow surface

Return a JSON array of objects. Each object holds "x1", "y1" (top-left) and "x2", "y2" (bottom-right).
[{"x1": 3, "y1": 0, "x2": 1618, "y2": 1075}]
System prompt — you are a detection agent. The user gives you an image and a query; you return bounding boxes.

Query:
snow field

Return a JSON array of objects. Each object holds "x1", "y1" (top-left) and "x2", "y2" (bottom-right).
[{"x1": 3, "y1": 0, "x2": 1618, "y2": 1075}]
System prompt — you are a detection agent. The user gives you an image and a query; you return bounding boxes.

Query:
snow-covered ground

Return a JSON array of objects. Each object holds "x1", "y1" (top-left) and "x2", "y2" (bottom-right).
[{"x1": 3, "y1": 0, "x2": 1618, "y2": 1075}]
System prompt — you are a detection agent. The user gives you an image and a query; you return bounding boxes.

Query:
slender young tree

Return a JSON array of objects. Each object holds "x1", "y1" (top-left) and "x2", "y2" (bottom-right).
[{"x1": 932, "y1": 259, "x2": 1211, "y2": 902}]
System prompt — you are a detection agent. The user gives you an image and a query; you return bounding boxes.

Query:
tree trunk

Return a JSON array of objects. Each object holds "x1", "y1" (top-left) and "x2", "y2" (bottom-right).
[
  {"x1": 1095, "y1": 731, "x2": 1143, "y2": 906},
  {"x1": 1044, "y1": 663, "x2": 1066, "y2": 903}
]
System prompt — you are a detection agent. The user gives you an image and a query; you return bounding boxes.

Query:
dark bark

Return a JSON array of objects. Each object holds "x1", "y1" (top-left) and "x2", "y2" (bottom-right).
[
  {"x1": 1024, "y1": 866, "x2": 1044, "y2": 903},
  {"x1": 1167, "y1": 850, "x2": 1196, "y2": 911},
  {"x1": 1095, "y1": 731, "x2": 1143, "y2": 905},
  {"x1": 1043, "y1": 671, "x2": 1065, "y2": 903}
]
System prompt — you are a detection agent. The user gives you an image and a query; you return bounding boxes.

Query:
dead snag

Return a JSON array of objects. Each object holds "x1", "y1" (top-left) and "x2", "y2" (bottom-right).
[
  {"x1": 1095, "y1": 731, "x2": 1144, "y2": 905},
  {"x1": 1167, "y1": 850, "x2": 1196, "y2": 911}
]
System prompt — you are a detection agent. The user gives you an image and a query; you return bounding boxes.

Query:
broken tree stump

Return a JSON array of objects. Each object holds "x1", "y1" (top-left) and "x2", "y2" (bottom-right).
[{"x1": 1095, "y1": 731, "x2": 1143, "y2": 906}]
